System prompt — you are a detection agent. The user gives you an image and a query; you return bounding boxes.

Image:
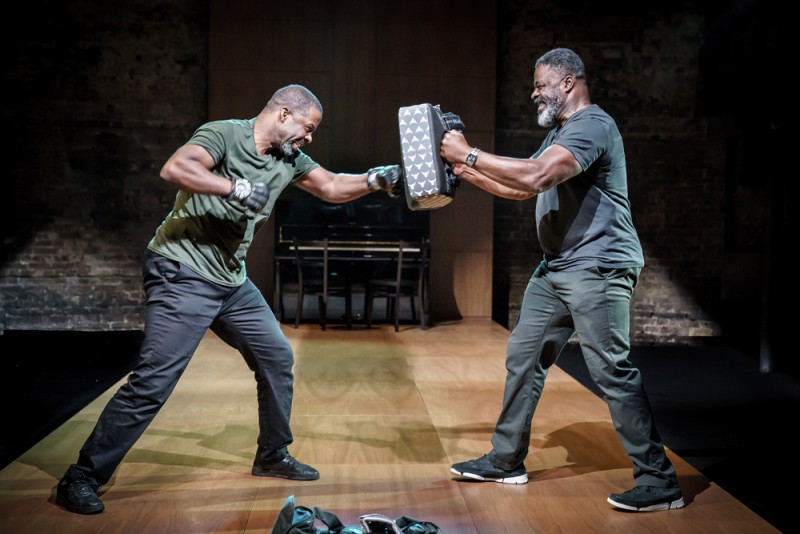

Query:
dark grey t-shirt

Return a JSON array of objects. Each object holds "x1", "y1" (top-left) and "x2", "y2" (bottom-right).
[{"x1": 533, "y1": 104, "x2": 644, "y2": 271}]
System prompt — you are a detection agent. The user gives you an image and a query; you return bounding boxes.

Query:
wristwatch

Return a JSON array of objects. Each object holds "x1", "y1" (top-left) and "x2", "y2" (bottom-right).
[
  {"x1": 465, "y1": 147, "x2": 481, "y2": 168},
  {"x1": 228, "y1": 178, "x2": 252, "y2": 200}
]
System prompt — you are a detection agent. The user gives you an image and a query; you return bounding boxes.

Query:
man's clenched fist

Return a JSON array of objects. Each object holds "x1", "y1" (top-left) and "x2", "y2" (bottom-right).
[
  {"x1": 226, "y1": 178, "x2": 269, "y2": 211},
  {"x1": 367, "y1": 165, "x2": 403, "y2": 198}
]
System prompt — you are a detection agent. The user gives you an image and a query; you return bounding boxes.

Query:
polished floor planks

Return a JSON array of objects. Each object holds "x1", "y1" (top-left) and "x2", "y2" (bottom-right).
[{"x1": 0, "y1": 319, "x2": 779, "y2": 533}]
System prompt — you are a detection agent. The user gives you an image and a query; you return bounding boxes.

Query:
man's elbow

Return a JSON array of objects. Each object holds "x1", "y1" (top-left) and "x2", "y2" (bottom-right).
[
  {"x1": 159, "y1": 159, "x2": 181, "y2": 184},
  {"x1": 529, "y1": 174, "x2": 557, "y2": 194}
]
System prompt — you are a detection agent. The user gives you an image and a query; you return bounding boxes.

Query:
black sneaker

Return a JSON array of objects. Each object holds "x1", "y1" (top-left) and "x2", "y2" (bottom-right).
[
  {"x1": 55, "y1": 476, "x2": 105, "y2": 514},
  {"x1": 450, "y1": 454, "x2": 528, "y2": 484},
  {"x1": 608, "y1": 485, "x2": 685, "y2": 512},
  {"x1": 252, "y1": 454, "x2": 319, "y2": 481}
]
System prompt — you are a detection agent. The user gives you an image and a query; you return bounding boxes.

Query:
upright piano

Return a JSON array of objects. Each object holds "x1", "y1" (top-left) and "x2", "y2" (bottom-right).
[{"x1": 272, "y1": 192, "x2": 430, "y2": 323}]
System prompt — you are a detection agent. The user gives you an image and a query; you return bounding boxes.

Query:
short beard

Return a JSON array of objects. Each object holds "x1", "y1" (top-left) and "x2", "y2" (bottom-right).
[
  {"x1": 280, "y1": 140, "x2": 295, "y2": 157},
  {"x1": 536, "y1": 93, "x2": 563, "y2": 128}
]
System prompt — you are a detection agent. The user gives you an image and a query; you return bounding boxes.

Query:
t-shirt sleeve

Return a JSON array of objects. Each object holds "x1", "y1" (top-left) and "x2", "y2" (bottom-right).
[
  {"x1": 186, "y1": 123, "x2": 227, "y2": 165},
  {"x1": 290, "y1": 150, "x2": 320, "y2": 182},
  {"x1": 554, "y1": 113, "x2": 609, "y2": 172}
]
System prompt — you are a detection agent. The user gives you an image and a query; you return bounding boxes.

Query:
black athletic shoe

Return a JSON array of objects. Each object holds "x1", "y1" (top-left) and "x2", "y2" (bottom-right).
[
  {"x1": 55, "y1": 476, "x2": 105, "y2": 514},
  {"x1": 608, "y1": 485, "x2": 685, "y2": 512},
  {"x1": 251, "y1": 454, "x2": 319, "y2": 481},
  {"x1": 450, "y1": 454, "x2": 528, "y2": 484}
]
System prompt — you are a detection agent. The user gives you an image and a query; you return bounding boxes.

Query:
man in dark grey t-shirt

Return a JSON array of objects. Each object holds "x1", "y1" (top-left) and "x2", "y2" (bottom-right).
[{"x1": 440, "y1": 48, "x2": 683, "y2": 512}]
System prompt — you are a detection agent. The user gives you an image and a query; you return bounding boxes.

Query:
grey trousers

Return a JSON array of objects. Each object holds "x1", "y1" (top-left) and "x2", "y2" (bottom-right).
[
  {"x1": 66, "y1": 250, "x2": 295, "y2": 486},
  {"x1": 488, "y1": 264, "x2": 678, "y2": 488}
]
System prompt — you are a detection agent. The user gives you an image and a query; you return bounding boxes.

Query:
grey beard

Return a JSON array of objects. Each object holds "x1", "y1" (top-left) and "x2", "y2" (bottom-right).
[
  {"x1": 537, "y1": 95, "x2": 563, "y2": 128},
  {"x1": 280, "y1": 140, "x2": 294, "y2": 157}
]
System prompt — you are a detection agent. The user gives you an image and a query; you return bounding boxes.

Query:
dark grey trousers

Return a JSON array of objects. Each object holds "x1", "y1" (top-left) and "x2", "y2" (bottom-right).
[
  {"x1": 488, "y1": 264, "x2": 678, "y2": 488},
  {"x1": 66, "y1": 250, "x2": 295, "y2": 486}
]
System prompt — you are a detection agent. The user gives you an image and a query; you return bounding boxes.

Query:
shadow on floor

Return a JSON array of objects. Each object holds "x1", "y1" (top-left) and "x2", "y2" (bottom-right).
[
  {"x1": 555, "y1": 343, "x2": 800, "y2": 534},
  {"x1": 1, "y1": 331, "x2": 798, "y2": 533},
  {"x1": 0, "y1": 330, "x2": 143, "y2": 470}
]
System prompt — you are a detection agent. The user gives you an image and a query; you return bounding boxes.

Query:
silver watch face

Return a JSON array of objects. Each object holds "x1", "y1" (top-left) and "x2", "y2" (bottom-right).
[{"x1": 234, "y1": 180, "x2": 251, "y2": 198}]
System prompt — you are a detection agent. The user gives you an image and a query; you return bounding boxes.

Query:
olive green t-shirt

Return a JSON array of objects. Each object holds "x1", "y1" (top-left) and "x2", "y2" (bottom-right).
[{"x1": 147, "y1": 118, "x2": 319, "y2": 286}]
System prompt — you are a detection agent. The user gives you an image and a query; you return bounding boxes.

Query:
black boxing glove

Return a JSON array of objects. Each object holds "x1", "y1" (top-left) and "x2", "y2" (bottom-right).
[
  {"x1": 226, "y1": 178, "x2": 269, "y2": 211},
  {"x1": 367, "y1": 164, "x2": 403, "y2": 198}
]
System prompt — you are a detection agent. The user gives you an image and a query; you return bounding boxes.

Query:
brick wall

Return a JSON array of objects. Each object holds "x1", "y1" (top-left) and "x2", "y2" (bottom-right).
[
  {"x1": 1, "y1": 0, "x2": 207, "y2": 331},
  {"x1": 493, "y1": 0, "x2": 779, "y2": 351},
  {"x1": 0, "y1": 0, "x2": 783, "y2": 358}
]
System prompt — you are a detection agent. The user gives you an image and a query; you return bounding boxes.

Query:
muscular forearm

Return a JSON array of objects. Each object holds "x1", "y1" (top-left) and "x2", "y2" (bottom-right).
[
  {"x1": 298, "y1": 165, "x2": 400, "y2": 203},
  {"x1": 441, "y1": 132, "x2": 579, "y2": 195},
  {"x1": 467, "y1": 152, "x2": 549, "y2": 194},
  {"x1": 456, "y1": 165, "x2": 535, "y2": 200},
  {"x1": 314, "y1": 172, "x2": 372, "y2": 203}
]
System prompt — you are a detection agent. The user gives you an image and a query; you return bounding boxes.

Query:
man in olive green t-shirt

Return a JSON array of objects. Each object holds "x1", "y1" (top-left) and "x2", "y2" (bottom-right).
[{"x1": 55, "y1": 84, "x2": 402, "y2": 515}]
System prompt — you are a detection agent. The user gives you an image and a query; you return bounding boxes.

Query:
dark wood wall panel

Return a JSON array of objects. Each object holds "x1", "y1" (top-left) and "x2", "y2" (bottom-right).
[{"x1": 209, "y1": 0, "x2": 497, "y2": 320}]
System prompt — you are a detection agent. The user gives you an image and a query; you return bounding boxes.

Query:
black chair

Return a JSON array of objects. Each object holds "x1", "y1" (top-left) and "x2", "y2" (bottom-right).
[
  {"x1": 365, "y1": 238, "x2": 429, "y2": 331},
  {"x1": 292, "y1": 238, "x2": 352, "y2": 330}
]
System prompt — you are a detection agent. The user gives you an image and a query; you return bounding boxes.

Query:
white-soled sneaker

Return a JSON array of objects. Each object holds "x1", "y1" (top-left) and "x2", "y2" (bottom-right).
[
  {"x1": 608, "y1": 485, "x2": 685, "y2": 512},
  {"x1": 450, "y1": 454, "x2": 528, "y2": 484}
]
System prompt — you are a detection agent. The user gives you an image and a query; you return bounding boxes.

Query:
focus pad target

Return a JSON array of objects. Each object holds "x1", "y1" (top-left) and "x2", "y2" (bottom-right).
[{"x1": 398, "y1": 103, "x2": 462, "y2": 211}]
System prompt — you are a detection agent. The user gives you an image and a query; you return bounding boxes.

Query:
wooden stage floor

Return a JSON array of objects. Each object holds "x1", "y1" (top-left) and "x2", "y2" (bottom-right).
[{"x1": 0, "y1": 320, "x2": 780, "y2": 533}]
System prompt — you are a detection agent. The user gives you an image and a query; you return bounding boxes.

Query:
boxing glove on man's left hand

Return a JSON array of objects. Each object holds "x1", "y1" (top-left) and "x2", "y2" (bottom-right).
[{"x1": 367, "y1": 165, "x2": 403, "y2": 198}]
